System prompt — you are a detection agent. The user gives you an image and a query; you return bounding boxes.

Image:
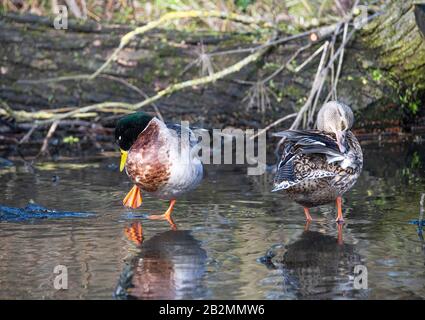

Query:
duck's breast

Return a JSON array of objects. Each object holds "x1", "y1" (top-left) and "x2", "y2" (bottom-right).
[
  {"x1": 126, "y1": 119, "x2": 172, "y2": 193},
  {"x1": 127, "y1": 119, "x2": 203, "y2": 199}
]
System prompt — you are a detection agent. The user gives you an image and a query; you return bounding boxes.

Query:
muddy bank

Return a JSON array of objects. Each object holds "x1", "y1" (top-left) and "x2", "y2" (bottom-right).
[{"x1": 1, "y1": 12, "x2": 424, "y2": 158}]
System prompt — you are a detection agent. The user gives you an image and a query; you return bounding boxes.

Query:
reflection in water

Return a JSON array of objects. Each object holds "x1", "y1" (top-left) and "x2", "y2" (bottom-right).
[
  {"x1": 266, "y1": 228, "x2": 366, "y2": 299},
  {"x1": 2, "y1": 141, "x2": 425, "y2": 298},
  {"x1": 115, "y1": 225, "x2": 207, "y2": 299}
]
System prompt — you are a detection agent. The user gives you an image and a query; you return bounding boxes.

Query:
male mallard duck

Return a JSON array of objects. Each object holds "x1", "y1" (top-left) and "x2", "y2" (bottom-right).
[
  {"x1": 115, "y1": 112, "x2": 203, "y2": 226},
  {"x1": 272, "y1": 101, "x2": 363, "y2": 222}
]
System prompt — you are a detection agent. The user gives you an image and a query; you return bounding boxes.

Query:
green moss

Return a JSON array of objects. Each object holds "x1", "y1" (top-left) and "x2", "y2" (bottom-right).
[
  {"x1": 371, "y1": 69, "x2": 383, "y2": 83},
  {"x1": 362, "y1": 2, "x2": 425, "y2": 90},
  {"x1": 284, "y1": 84, "x2": 304, "y2": 100},
  {"x1": 63, "y1": 136, "x2": 80, "y2": 144},
  {"x1": 399, "y1": 84, "x2": 421, "y2": 115}
]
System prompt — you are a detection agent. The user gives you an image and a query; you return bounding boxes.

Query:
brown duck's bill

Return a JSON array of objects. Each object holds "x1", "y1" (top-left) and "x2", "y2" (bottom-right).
[
  {"x1": 123, "y1": 185, "x2": 143, "y2": 208},
  {"x1": 335, "y1": 130, "x2": 347, "y2": 153}
]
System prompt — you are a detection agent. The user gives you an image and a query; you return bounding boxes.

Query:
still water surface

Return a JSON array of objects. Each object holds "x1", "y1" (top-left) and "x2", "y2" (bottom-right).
[{"x1": 0, "y1": 140, "x2": 425, "y2": 299}]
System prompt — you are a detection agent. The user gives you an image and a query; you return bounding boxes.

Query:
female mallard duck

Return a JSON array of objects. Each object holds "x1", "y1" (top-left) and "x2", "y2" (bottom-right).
[
  {"x1": 115, "y1": 112, "x2": 203, "y2": 227},
  {"x1": 272, "y1": 101, "x2": 363, "y2": 222}
]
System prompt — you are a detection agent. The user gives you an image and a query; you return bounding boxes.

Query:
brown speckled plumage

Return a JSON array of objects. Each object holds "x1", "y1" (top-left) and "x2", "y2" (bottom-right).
[
  {"x1": 273, "y1": 102, "x2": 363, "y2": 210},
  {"x1": 290, "y1": 132, "x2": 360, "y2": 205},
  {"x1": 126, "y1": 120, "x2": 171, "y2": 192}
]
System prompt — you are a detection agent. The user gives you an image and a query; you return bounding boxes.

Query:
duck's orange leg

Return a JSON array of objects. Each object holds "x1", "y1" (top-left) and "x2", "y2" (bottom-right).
[
  {"x1": 335, "y1": 196, "x2": 344, "y2": 223},
  {"x1": 304, "y1": 219, "x2": 311, "y2": 231},
  {"x1": 125, "y1": 222, "x2": 144, "y2": 246},
  {"x1": 337, "y1": 223, "x2": 344, "y2": 245},
  {"x1": 123, "y1": 185, "x2": 142, "y2": 209},
  {"x1": 148, "y1": 199, "x2": 177, "y2": 230},
  {"x1": 304, "y1": 207, "x2": 313, "y2": 222}
]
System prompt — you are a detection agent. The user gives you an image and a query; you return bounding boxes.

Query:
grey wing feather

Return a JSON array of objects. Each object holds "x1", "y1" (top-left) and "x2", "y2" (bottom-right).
[{"x1": 166, "y1": 123, "x2": 199, "y2": 148}]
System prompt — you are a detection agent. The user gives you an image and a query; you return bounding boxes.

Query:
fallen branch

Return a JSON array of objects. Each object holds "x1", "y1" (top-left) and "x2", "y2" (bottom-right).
[
  {"x1": 32, "y1": 42, "x2": 271, "y2": 125},
  {"x1": 19, "y1": 10, "x2": 274, "y2": 85},
  {"x1": 9, "y1": 38, "x2": 272, "y2": 127}
]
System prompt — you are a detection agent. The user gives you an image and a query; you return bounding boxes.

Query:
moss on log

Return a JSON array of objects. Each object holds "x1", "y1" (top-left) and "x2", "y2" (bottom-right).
[{"x1": 361, "y1": 1, "x2": 425, "y2": 90}]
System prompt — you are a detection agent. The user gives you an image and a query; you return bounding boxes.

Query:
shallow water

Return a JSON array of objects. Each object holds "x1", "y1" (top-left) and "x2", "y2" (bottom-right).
[{"x1": 1, "y1": 140, "x2": 425, "y2": 300}]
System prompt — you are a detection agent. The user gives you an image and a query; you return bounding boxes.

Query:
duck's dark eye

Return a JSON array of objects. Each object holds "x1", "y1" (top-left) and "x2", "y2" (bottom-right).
[{"x1": 340, "y1": 121, "x2": 346, "y2": 130}]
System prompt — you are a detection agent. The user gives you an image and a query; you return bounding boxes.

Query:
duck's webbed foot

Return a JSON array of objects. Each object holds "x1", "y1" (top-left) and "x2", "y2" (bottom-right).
[
  {"x1": 148, "y1": 199, "x2": 177, "y2": 230},
  {"x1": 123, "y1": 185, "x2": 143, "y2": 209}
]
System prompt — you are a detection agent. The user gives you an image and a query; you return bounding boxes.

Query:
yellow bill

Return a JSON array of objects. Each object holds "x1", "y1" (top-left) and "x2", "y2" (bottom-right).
[{"x1": 120, "y1": 149, "x2": 128, "y2": 172}]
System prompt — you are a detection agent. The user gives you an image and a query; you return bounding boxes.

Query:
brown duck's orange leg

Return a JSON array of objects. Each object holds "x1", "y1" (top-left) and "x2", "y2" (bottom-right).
[
  {"x1": 337, "y1": 223, "x2": 344, "y2": 245},
  {"x1": 148, "y1": 199, "x2": 177, "y2": 230},
  {"x1": 125, "y1": 222, "x2": 143, "y2": 246},
  {"x1": 123, "y1": 185, "x2": 142, "y2": 209},
  {"x1": 335, "y1": 196, "x2": 344, "y2": 223},
  {"x1": 304, "y1": 219, "x2": 311, "y2": 231},
  {"x1": 304, "y1": 207, "x2": 313, "y2": 222}
]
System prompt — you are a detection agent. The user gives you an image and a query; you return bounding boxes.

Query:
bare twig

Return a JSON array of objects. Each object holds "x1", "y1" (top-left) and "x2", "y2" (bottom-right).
[
  {"x1": 290, "y1": 40, "x2": 330, "y2": 130},
  {"x1": 242, "y1": 43, "x2": 312, "y2": 113},
  {"x1": 290, "y1": 21, "x2": 358, "y2": 131},
  {"x1": 293, "y1": 43, "x2": 326, "y2": 73},
  {"x1": 266, "y1": 43, "x2": 313, "y2": 81},
  {"x1": 249, "y1": 113, "x2": 297, "y2": 140},
  {"x1": 19, "y1": 124, "x2": 38, "y2": 144},
  {"x1": 99, "y1": 75, "x2": 164, "y2": 121},
  {"x1": 38, "y1": 120, "x2": 59, "y2": 157},
  {"x1": 332, "y1": 21, "x2": 349, "y2": 100}
]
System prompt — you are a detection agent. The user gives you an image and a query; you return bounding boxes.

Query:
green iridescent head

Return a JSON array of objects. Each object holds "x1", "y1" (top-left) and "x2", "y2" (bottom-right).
[{"x1": 115, "y1": 112, "x2": 153, "y2": 151}]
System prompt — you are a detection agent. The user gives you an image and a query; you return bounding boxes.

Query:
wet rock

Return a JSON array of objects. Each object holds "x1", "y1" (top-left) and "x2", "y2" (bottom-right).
[
  {"x1": 0, "y1": 203, "x2": 95, "y2": 221},
  {"x1": 0, "y1": 157, "x2": 14, "y2": 168}
]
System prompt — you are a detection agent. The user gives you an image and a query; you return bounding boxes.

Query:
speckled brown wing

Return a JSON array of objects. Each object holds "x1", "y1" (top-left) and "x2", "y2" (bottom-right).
[
  {"x1": 272, "y1": 130, "x2": 363, "y2": 207},
  {"x1": 272, "y1": 130, "x2": 343, "y2": 191}
]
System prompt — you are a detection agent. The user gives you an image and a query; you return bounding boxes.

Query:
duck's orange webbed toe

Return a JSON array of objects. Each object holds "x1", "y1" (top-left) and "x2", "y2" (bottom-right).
[
  {"x1": 123, "y1": 185, "x2": 143, "y2": 209},
  {"x1": 148, "y1": 199, "x2": 177, "y2": 230}
]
